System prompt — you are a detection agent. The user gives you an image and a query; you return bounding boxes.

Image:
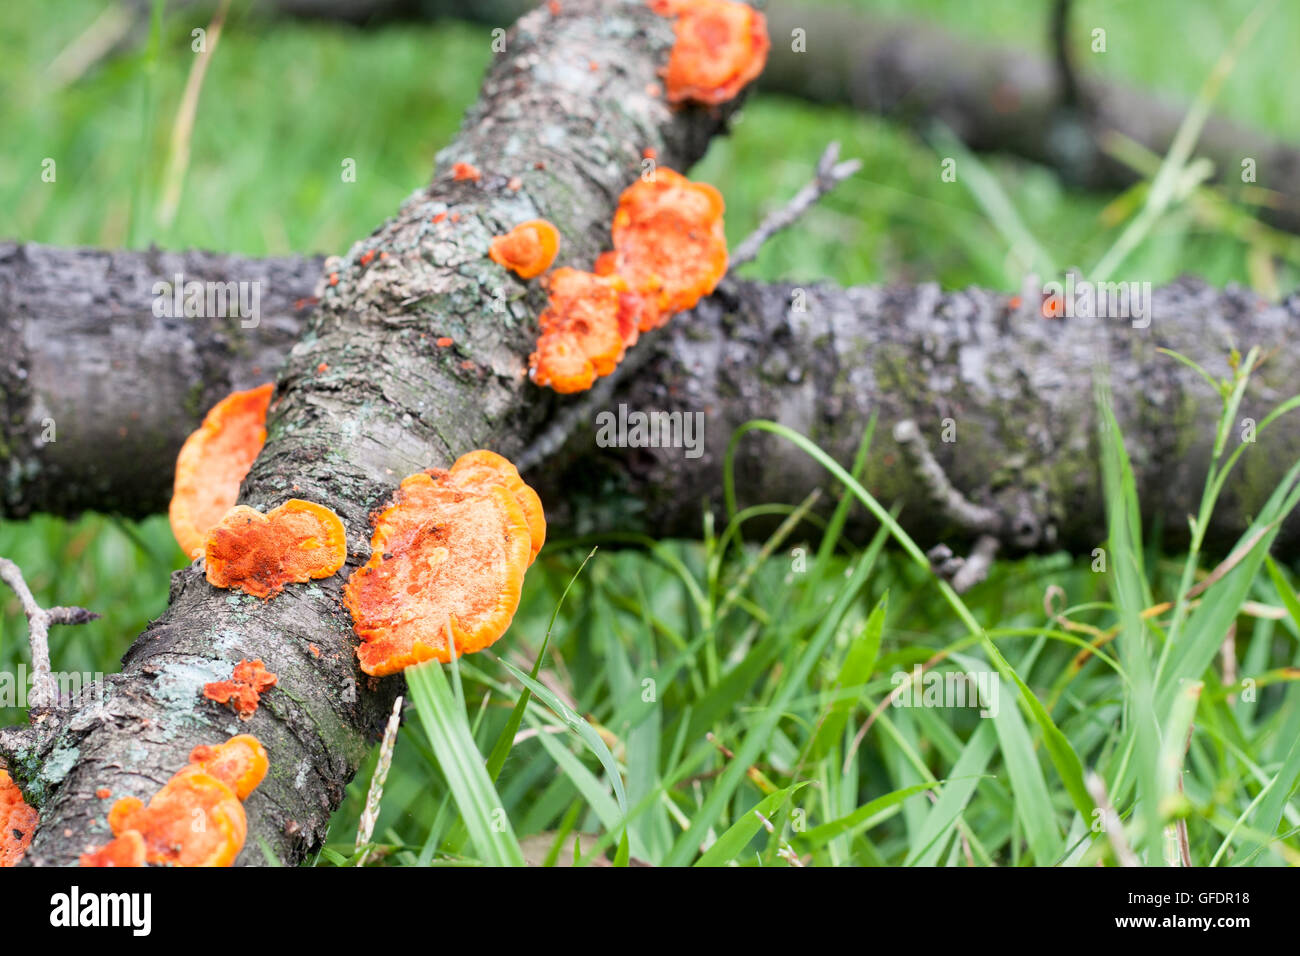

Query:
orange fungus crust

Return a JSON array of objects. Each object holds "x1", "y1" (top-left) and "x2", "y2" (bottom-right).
[
  {"x1": 343, "y1": 459, "x2": 539, "y2": 675},
  {"x1": 490, "y1": 219, "x2": 560, "y2": 279},
  {"x1": 651, "y1": 0, "x2": 770, "y2": 105},
  {"x1": 447, "y1": 450, "x2": 547, "y2": 564},
  {"x1": 452, "y1": 161, "x2": 481, "y2": 181},
  {"x1": 79, "y1": 734, "x2": 267, "y2": 867},
  {"x1": 204, "y1": 499, "x2": 347, "y2": 599},
  {"x1": 188, "y1": 734, "x2": 269, "y2": 800},
  {"x1": 203, "y1": 659, "x2": 279, "y2": 719},
  {"x1": 608, "y1": 167, "x2": 727, "y2": 329},
  {"x1": 169, "y1": 383, "x2": 273, "y2": 558},
  {"x1": 529, "y1": 268, "x2": 636, "y2": 394},
  {"x1": 0, "y1": 769, "x2": 38, "y2": 867}
]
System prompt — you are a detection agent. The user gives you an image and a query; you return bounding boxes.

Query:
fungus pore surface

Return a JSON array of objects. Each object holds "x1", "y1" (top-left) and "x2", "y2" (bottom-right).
[
  {"x1": 343, "y1": 454, "x2": 540, "y2": 675},
  {"x1": 204, "y1": 499, "x2": 347, "y2": 599},
  {"x1": 0, "y1": 769, "x2": 38, "y2": 867}
]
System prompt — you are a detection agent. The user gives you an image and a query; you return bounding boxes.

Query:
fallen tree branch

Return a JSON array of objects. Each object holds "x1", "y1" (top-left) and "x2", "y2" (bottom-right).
[
  {"x1": 5, "y1": 240, "x2": 1300, "y2": 557},
  {"x1": 8, "y1": 0, "x2": 744, "y2": 868}
]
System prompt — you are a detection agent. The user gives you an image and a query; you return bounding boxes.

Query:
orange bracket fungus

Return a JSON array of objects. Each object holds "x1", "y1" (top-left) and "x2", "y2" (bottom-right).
[
  {"x1": 528, "y1": 268, "x2": 641, "y2": 393},
  {"x1": 203, "y1": 658, "x2": 279, "y2": 719},
  {"x1": 605, "y1": 166, "x2": 728, "y2": 330},
  {"x1": 169, "y1": 383, "x2": 274, "y2": 558},
  {"x1": 343, "y1": 450, "x2": 544, "y2": 676},
  {"x1": 1, "y1": 769, "x2": 38, "y2": 867},
  {"x1": 650, "y1": 0, "x2": 770, "y2": 106},
  {"x1": 80, "y1": 735, "x2": 267, "y2": 867},
  {"x1": 447, "y1": 449, "x2": 546, "y2": 564},
  {"x1": 489, "y1": 219, "x2": 561, "y2": 279},
  {"x1": 204, "y1": 499, "x2": 347, "y2": 599}
]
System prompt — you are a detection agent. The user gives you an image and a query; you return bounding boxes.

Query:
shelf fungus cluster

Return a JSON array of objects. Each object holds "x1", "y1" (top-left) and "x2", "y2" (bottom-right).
[
  {"x1": 80, "y1": 735, "x2": 268, "y2": 867},
  {"x1": 1, "y1": 769, "x2": 38, "y2": 867},
  {"x1": 528, "y1": 167, "x2": 728, "y2": 393},
  {"x1": 169, "y1": 383, "x2": 273, "y2": 558},
  {"x1": 344, "y1": 450, "x2": 546, "y2": 676}
]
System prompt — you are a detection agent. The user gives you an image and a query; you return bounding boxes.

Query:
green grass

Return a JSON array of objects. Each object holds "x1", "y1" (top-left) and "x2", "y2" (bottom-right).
[{"x1": 3, "y1": 0, "x2": 1300, "y2": 866}]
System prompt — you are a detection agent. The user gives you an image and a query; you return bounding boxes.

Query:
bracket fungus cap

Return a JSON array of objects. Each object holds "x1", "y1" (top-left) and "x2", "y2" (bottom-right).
[
  {"x1": 344, "y1": 469, "x2": 533, "y2": 675},
  {"x1": 608, "y1": 168, "x2": 727, "y2": 328},
  {"x1": 489, "y1": 219, "x2": 561, "y2": 279},
  {"x1": 448, "y1": 450, "x2": 547, "y2": 564},
  {"x1": 205, "y1": 499, "x2": 347, "y2": 599},
  {"x1": 653, "y1": 0, "x2": 770, "y2": 106},
  {"x1": 169, "y1": 383, "x2": 274, "y2": 558},
  {"x1": 529, "y1": 267, "x2": 633, "y2": 393}
]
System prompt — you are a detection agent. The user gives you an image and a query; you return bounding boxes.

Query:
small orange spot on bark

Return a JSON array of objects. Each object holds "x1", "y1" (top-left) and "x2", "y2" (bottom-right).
[
  {"x1": 452, "y1": 162, "x2": 481, "y2": 182},
  {"x1": 203, "y1": 658, "x2": 279, "y2": 719},
  {"x1": 329, "y1": 272, "x2": 339, "y2": 285},
  {"x1": 96, "y1": 787, "x2": 112, "y2": 799},
  {"x1": 436, "y1": 336, "x2": 454, "y2": 347},
  {"x1": 507, "y1": 176, "x2": 523, "y2": 191},
  {"x1": 317, "y1": 362, "x2": 329, "y2": 373},
  {"x1": 432, "y1": 212, "x2": 447, "y2": 223},
  {"x1": 360, "y1": 250, "x2": 375, "y2": 266}
]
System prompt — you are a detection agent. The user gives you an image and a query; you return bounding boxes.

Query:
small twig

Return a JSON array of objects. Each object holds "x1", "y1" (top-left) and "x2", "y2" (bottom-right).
[
  {"x1": 950, "y1": 534, "x2": 1000, "y2": 594},
  {"x1": 1085, "y1": 772, "x2": 1139, "y2": 867},
  {"x1": 0, "y1": 557, "x2": 100, "y2": 710},
  {"x1": 729, "y1": 142, "x2": 862, "y2": 270},
  {"x1": 892, "y1": 420, "x2": 1002, "y2": 534},
  {"x1": 355, "y1": 693, "x2": 403, "y2": 865}
]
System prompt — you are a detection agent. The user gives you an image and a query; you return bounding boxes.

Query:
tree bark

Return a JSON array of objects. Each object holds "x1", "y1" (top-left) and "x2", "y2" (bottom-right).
[
  {"x1": 0, "y1": 241, "x2": 321, "y2": 518},
  {"x1": 5, "y1": 240, "x2": 1300, "y2": 556},
  {"x1": 6, "y1": 0, "x2": 739, "y2": 867}
]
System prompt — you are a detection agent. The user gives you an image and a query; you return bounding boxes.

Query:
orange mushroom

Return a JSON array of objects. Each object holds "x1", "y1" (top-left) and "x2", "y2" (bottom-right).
[
  {"x1": 448, "y1": 450, "x2": 547, "y2": 564},
  {"x1": 489, "y1": 219, "x2": 561, "y2": 279},
  {"x1": 169, "y1": 383, "x2": 274, "y2": 558},
  {"x1": 80, "y1": 734, "x2": 267, "y2": 868},
  {"x1": 0, "y1": 769, "x2": 37, "y2": 867},
  {"x1": 204, "y1": 499, "x2": 347, "y2": 599},
  {"x1": 343, "y1": 469, "x2": 533, "y2": 675},
  {"x1": 187, "y1": 734, "x2": 269, "y2": 800},
  {"x1": 78, "y1": 830, "x2": 146, "y2": 868},
  {"x1": 203, "y1": 659, "x2": 279, "y2": 719},
  {"x1": 651, "y1": 0, "x2": 770, "y2": 105},
  {"x1": 529, "y1": 268, "x2": 636, "y2": 393},
  {"x1": 605, "y1": 167, "x2": 727, "y2": 330}
]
